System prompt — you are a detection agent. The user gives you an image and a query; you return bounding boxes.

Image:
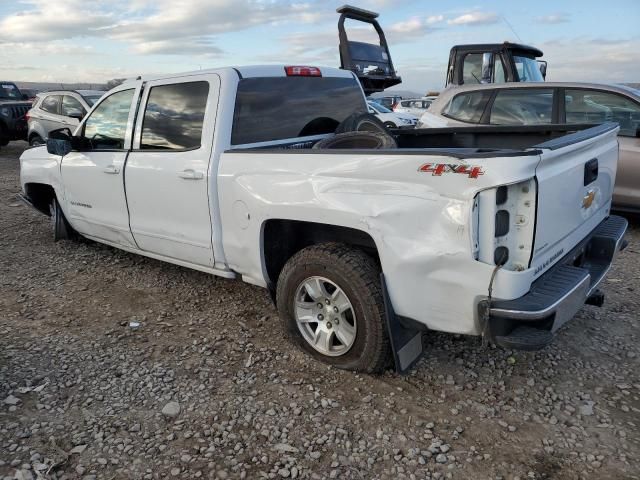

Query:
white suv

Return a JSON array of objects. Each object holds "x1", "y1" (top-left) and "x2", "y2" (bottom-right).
[{"x1": 27, "y1": 90, "x2": 104, "y2": 146}]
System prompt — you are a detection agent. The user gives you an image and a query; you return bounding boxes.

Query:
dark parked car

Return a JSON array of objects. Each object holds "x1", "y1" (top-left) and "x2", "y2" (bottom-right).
[{"x1": 0, "y1": 82, "x2": 31, "y2": 147}]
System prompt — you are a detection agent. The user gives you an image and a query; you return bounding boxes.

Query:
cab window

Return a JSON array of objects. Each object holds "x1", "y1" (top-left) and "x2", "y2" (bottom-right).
[
  {"x1": 461, "y1": 53, "x2": 484, "y2": 84},
  {"x1": 62, "y1": 96, "x2": 85, "y2": 118},
  {"x1": 565, "y1": 89, "x2": 640, "y2": 136},
  {"x1": 41, "y1": 95, "x2": 61, "y2": 114},
  {"x1": 490, "y1": 89, "x2": 553, "y2": 125},
  {"x1": 140, "y1": 82, "x2": 209, "y2": 150},
  {"x1": 83, "y1": 89, "x2": 134, "y2": 150},
  {"x1": 443, "y1": 91, "x2": 492, "y2": 123},
  {"x1": 493, "y1": 57, "x2": 506, "y2": 83}
]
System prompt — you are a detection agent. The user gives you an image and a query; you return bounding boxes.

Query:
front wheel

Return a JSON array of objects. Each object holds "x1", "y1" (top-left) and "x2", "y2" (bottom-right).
[{"x1": 276, "y1": 243, "x2": 390, "y2": 373}]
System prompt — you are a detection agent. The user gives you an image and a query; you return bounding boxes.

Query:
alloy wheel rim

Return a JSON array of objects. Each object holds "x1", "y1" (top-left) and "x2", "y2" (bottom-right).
[{"x1": 294, "y1": 276, "x2": 357, "y2": 357}]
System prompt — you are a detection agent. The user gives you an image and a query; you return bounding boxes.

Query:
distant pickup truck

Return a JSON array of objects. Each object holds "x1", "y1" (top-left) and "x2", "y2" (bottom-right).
[
  {"x1": 0, "y1": 81, "x2": 31, "y2": 147},
  {"x1": 18, "y1": 6, "x2": 627, "y2": 373}
]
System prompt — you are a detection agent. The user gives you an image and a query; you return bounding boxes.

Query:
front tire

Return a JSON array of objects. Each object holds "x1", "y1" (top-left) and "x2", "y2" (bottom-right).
[
  {"x1": 50, "y1": 198, "x2": 76, "y2": 241},
  {"x1": 276, "y1": 243, "x2": 391, "y2": 373}
]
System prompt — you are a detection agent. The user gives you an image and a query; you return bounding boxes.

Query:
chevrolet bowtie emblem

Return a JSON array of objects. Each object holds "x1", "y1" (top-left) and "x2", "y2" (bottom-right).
[{"x1": 582, "y1": 190, "x2": 596, "y2": 209}]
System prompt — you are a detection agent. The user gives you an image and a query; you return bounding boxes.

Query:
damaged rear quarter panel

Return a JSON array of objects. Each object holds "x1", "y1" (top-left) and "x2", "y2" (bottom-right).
[{"x1": 218, "y1": 150, "x2": 541, "y2": 334}]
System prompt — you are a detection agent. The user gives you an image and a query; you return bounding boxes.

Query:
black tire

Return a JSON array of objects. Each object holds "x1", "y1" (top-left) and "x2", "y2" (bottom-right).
[
  {"x1": 335, "y1": 112, "x2": 390, "y2": 135},
  {"x1": 383, "y1": 122, "x2": 397, "y2": 129},
  {"x1": 29, "y1": 134, "x2": 45, "y2": 147},
  {"x1": 50, "y1": 198, "x2": 76, "y2": 241},
  {"x1": 312, "y1": 131, "x2": 397, "y2": 150},
  {"x1": 0, "y1": 124, "x2": 9, "y2": 146},
  {"x1": 276, "y1": 243, "x2": 391, "y2": 373}
]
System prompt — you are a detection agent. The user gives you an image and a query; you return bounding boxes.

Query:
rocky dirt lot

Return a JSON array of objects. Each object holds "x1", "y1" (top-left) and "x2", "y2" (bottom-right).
[{"x1": 1, "y1": 141, "x2": 639, "y2": 480}]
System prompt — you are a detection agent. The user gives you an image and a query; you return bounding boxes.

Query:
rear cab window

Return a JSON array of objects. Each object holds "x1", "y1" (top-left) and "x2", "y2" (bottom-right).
[{"x1": 231, "y1": 76, "x2": 366, "y2": 146}]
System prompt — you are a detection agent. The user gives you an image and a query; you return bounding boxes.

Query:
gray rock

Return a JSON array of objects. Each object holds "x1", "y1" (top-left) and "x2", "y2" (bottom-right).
[
  {"x1": 436, "y1": 454, "x2": 447, "y2": 464},
  {"x1": 162, "y1": 401, "x2": 181, "y2": 418},
  {"x1": 3, "y1": 395, "x2": 20, "y2": 405}
]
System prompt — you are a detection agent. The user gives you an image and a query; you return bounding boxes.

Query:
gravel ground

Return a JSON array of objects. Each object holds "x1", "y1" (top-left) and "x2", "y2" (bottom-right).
[{"x1": 1, "y1": 141, "x2": 639, "y2": 480}]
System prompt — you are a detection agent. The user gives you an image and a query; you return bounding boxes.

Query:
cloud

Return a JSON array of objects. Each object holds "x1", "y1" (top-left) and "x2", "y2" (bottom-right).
[
  {"x1": 426, "y1": 15, "x2": 444, "y2": 25},
  {"x1": 447, "y1": 11, "x2": 499, "y2": 26},
  {"x1": 0, "y1": 0, "x2": 322, "y2": 57},
  {"x1": 535, "y1": 13, "x2": 570, "y2": 24},
  {"x1": 541, "y1": 37, "x2": 640, "y2": 83},
  {"x1": 0, "y1": 0, "x2": 113, "y2": 42}
]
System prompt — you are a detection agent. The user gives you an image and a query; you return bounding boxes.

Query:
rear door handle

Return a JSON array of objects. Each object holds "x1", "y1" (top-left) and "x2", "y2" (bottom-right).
[
  {"x1": 178, "y1": 169, "x2": 204, "y2": 180},
  {"x1": 103, "y1": 165, "x2": 120, "y2": 174}
]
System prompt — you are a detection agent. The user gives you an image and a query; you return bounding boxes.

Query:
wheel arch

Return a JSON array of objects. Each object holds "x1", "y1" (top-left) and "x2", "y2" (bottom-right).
[
  {"x1": 24, "y1": 182, "x2": 56, "y2": 215},
  {"x1": 261, "y1": 219, "x2": 381, "y2": 293}
]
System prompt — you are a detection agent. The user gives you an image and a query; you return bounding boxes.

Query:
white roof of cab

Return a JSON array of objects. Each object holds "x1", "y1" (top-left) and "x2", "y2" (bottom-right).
[{"x1": 130, "y1": 65, "x2": 356, "y2": 84}]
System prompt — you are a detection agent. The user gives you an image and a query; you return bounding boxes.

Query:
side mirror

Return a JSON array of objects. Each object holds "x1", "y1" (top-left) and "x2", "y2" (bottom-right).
[
  {"x1": 22, "y1": 93, "x2": 29, "y2": 100},
  {"x1": 46, "y1": 128, "x2": 74, "y2": 156},
  {"x1": 68, "y1": 111, "x2": 84, "y2": 120},
  {"x1": 538, "y1": 60, "x2": 547, "y2": 80},
  {"x1": 481, "y1": 53, "x2": 492, "y2": 83}
]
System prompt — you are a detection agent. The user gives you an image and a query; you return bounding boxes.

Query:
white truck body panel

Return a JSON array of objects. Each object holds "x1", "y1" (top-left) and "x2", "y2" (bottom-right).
[{"x1": 19, "y1": 65, "x2": 623, "y2": 341}]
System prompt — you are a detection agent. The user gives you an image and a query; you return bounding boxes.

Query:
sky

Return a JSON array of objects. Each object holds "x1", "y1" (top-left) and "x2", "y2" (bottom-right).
[{"x1": 1, "y1": 0, "x2": 639, "y2": 93}]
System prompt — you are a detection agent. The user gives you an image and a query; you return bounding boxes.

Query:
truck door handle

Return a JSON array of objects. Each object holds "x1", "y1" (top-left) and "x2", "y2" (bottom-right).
[
  {"x1": 103, "y1": 165, "x2": 120, "y2": 174},
  {"x1": 178, "y1": 169, "x2": 204, "y2": 180}
]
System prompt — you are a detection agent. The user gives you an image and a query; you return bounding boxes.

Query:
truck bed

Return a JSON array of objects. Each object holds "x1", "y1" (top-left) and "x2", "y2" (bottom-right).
[{"x1": 232, "y1": 123, "x2": 612, "y2": 158}]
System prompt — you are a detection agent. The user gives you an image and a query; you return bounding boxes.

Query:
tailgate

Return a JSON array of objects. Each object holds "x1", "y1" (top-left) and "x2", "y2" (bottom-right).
[{"x1": 531, "y1": 123, "x2": 619, "y2": 277}]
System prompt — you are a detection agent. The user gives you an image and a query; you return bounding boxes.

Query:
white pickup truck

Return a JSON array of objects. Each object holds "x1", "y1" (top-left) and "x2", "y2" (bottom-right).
[{"x1": 18, "y1": 7, "x2": 627, "y2": 373}]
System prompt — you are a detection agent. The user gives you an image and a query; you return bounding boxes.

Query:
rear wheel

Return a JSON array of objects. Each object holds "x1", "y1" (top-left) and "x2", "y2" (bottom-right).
[
  {"x1": 50, "y1": 198, "x2": 76, "y2": 241},
  {"x1": 0, "y1": 124, "x2": 9, "y2": 146},
  {"x1": 276, "y1": 243, "x2": 391, "y2": 373}
]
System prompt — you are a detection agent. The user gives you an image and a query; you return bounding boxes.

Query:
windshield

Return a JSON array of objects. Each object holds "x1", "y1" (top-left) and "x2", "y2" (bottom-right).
[
  {"x1": 0, "y1": 83, "x2": 23, "y2": 100},
  {"x1": 369, "y1": 102, "x2": 392, "y2": 113},
  {"x1": 513, "y1": 55, "x2": 544, "y2": 82},
  {"x1": 84, "y1": 95, "x2": 103, "y2": 106}
]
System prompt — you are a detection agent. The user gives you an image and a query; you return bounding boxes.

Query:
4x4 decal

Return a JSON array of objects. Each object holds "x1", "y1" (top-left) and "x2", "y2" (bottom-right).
[{"x1": 418, "y1": 163, "x2": 485, "y2": 179}]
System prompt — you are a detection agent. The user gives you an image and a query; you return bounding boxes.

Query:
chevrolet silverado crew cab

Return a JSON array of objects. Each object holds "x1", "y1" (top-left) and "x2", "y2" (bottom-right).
[{"x1": 19, "y1": 6, "x2": 627, "y2": 373}]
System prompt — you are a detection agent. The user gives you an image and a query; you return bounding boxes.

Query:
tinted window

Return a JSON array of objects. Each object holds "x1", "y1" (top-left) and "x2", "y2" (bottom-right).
[
  {"x1": 490, "y1": 89, "x2": 553, "y2": 125},
  {"x1": 513, "y1": 55, "x2": 544, "y2": 82},
  {"x1": 41, "y1": 95, "x2": 61, "y2": 114},
  {"x1": 565, "y1": 89, "x2": 640, "y2": 136},
  {"x1": 141, "y1": 82, "x2": 209, "y2": 150},
  {"x1": 62, "y1": 96, "x2": 85, "y2": 117},
  {"x1": 462, "y1": 53, "x2": 485, "y2": 84},
  {"x1": 85, "y1": 95, "x2": 102, "y2": 106},
  {"x1": 0, "y1": 83, "x2": 22, "y2": 100},
  {"x1": 443, "y1": 91, "x2": 492, "y2": 123},
  {"x1": 83, "y1": 89, "x2": 134, "y2": 150},
  {"x1": 231, "y1": 77, "x2": 366, "y2": 145}
]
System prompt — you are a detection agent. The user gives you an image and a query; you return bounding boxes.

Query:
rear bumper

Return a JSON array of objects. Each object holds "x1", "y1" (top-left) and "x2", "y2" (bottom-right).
[{"x1": 483, "y1": 215, "x2": 628, "y2": 350}]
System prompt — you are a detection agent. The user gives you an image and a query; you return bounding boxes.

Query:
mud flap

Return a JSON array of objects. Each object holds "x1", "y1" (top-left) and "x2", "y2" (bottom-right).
[{"x1": 381, "y1": 274, "x2": 424, "y2": 374}]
